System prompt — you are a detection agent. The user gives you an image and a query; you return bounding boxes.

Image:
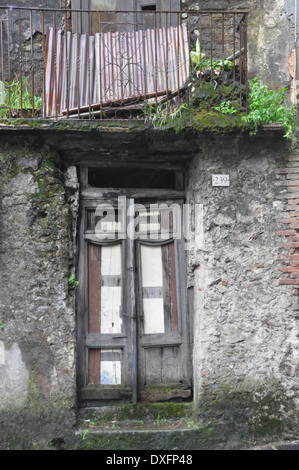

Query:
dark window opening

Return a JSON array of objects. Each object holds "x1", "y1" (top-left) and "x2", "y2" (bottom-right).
[
  {"x1": 88, "y1": 167, "x2": 177, "y2": 189},
  {"x1": 142, "y1": 5, "x2": 157, "y2": 11}
]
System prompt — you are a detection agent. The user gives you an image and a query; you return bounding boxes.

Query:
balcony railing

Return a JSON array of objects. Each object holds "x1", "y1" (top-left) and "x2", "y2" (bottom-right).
[{"x1": 0, "y1": 6, "x2": 248, "y2": 121}]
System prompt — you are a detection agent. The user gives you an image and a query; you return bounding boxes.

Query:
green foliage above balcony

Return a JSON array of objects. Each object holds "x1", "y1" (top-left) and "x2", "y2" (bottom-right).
[{"x1": 242, "y1": 77, "x2": 297, "y2": 143}]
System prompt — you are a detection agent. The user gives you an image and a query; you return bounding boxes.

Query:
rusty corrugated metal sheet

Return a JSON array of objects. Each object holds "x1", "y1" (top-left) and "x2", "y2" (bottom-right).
[{"x1": 45, "y1": 25, "x2": 189, "y2": 118}]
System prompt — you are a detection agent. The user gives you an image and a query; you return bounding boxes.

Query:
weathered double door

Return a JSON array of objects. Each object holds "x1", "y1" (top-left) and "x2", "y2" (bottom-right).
[{"x1": 77, "y1": 197, "x2": 192, "y2": 404}]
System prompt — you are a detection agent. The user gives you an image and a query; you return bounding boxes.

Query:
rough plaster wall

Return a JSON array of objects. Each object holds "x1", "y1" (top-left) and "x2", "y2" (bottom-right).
[
  {"x1": 186, "y1": 134, "x2": 299, "y2": 415},
  {"x1": 248, "y1": 0, "x2": 295, "y2": 90},
  {"x1": 0, "y1": 142, "x2": 77, "y2": 413},
  {"x1": 0, "y1": 342, "x2": 29, "y2": 408}
]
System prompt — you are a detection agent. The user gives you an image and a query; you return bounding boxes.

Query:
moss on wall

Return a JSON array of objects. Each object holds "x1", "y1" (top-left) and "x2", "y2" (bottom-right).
[{"x1": 197, "y1": 375, "x2": 296, "y2": 442}]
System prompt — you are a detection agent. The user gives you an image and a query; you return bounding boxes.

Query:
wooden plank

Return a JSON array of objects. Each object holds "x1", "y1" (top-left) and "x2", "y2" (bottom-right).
[
  {"x1": 101, "y1": 275, "x2": 122, "y2": 287},
  {"x1": 80, "y1": 386, "x2": 132, "y2": 401},
  {"x1": 169, "y1": 242, "x2": 178, "y2": 332},
  {"x1": 88, "y1": 244, "x2": 101, "y2": 334},
  {"x1": 141, "y1": 245, "x2": 163, "y2": 287},
  {"x1": 162, "y1": 244, "x2": 172, "y2": 332},
  {"x1": 101, "y1": 244, "x2": 122, "y2": 276},
  {"x1": 89, "y1": 349, "x2": 101, "y2": 384},
  {"x1": 145, "y1": 348, "x2": 162, "y2": 384},
  {"x1": 86, "y1": 334, "x2": 127, "y2": 348},
  {"x1": 140, "y1": 388, "x2": 191, "y2": 402},
  {"x1": 126, "y1": 198, "x2": 137, "y2": 403},
  {"x1": 101, "y1": 286, "x2": 122, "y2": 333},
  {"x1": 162, "y1": 346, "x2": 181, "y2": 383},
  {"x1": 88, "y1": 243, "x2": 101, "y2": 384},
  {"x1": 142, "y1": 286, "x2": 163, "y2": 298},
  {"x1": 140, "y1": 331, "x2": 182, "y2": 347}
]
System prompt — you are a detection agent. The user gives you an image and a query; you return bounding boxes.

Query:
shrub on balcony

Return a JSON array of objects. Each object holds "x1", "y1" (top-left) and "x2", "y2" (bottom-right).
[
  {"x1": 242, "y1": 77, "x2": 297, "y2": 143},
  {"x1": 0, "y1": 75, "x2": 42, "y2": 118}
]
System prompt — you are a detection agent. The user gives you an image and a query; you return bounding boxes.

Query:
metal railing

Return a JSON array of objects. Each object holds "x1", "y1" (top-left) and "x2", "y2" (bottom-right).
[{"x1": 0, "y1": 6, "x2": 248, "y2": 120}]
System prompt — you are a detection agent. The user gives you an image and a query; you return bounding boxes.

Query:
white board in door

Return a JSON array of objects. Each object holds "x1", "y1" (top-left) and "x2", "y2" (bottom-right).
[
  {"x1": 141, "y1": 245, "x2": 165, "y2": 334},
  {"x1": 101, "y1": 244, "x2": 122, "y2": 334}
]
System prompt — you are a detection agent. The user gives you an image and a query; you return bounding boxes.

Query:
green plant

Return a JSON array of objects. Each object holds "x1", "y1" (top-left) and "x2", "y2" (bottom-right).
[
  {"x1": 190, "y1": 39, "x2": 206, "y2": 69},
  {"x1": 242, "y1": 77, "x2": 297, "y2": 143},
  {"x1": 0, "y1": 75, "x2": 42, "y2": 117},
  {"x1": 152, "y1": 102, "x2": 189, "y2": 129},
  {"x1": 186, "y1": 420, "x2": 200, "y2": 431},
  {"x1": 0, "y1": 320, "x2": 4, "y2": 336},
  {"x1": 68, "y1": 274, "x2": 79, "y2": 289},
  {"x1": 156, "y1": 411, "x2": 167, "y2": 424},
  {"x1": 215, "y1": 100, "x2": 237, "y2": 115},
  {"x1": 191, "y1": 39, "x2": 234, "y2": 72}
]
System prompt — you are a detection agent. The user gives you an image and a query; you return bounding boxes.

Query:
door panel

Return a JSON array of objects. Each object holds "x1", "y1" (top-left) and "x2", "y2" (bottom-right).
[
  {"x1": 78, "y1": 197, "x2": 191, "y2": 404},
  {"x1": 144, "y1": 346, "x2": 181, "y2": 383},
  {"x1": 137, "y1": 238, "x2": 191, "y2": 402}
]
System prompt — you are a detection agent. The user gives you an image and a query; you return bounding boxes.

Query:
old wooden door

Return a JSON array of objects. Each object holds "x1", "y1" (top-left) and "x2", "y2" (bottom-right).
[{"x1": 77, "y1": 197, "x2": 192, "y2": 405}]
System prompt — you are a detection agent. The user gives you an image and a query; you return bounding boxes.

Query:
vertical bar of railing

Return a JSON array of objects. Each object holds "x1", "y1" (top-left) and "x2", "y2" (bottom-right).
[
  {"x1": 166, "y1": 12, "x2": 169, "y2": 114},
  {"x1": 239, "y1": 16, "x2": 243, "y2": 107},
  {"x1": 64, "y1": 11, "x2": 70, "y2": 119},
  {"x1": 87, "y1": 11, "x2": 91, "y2": 120},
  {"x1": 142, "y1": 13, "x2": 147, "y2": 113},
  {"x1": 154, "y1": 12, "x2": 158, "y2": 109},
  {"x1": 245, "y1": 13, "x2": 248, "y2": 113},
  {"x1": 42, "y1": 11, "x2": 47, "y2": 118},
  {"x1": 133, "y1": 25, "x2": 137, "y2": 97},
  {"x1": 119, "y1": 32, "x2": 123, "y2": 101},
  {"x1": 177, "y1": 12, "x2": 180, "y2": 107},
  {"x1": 188, "y1": 13, "x2": 191, "y2": 103},
  {"x1": 30, "y1": 9, "x2": 34, "y2": 117},
  {"x1": 53, "y1": 11, "x2": 58, "y2": 120},
  {"x1": 0, "y1": 21, "x2": 3, "y2": 83},
  {"x1": 221, "y1": 13, "x2": 224, "y2": 82},
  {"x1": 76, "y1": 12, "x2": 80, "y2": 119},
  {"x1": 99, "y1": 13, "x2": 103, "y2": 119},
  {"x1": 199, "y1": 14, "x2": 202, "y2": 87},
  {"x1": 233, "y1": 13, "x2": 236, "y2": 83},
  {"x1": 18, "y1": 10, "x2": 23, "y2": 118},
  {"x1": 210, "y1": 13, "x2": 213, "y2": 84},
  {"x1": 110, "y1": 31, "x2": 115, "y2": 101},
  {"x1": 6, "y1": 10, "x2": 11, "y2": 118},
  {"x1": 126, "y1": 31, "x2": 131, "y2": 99}
]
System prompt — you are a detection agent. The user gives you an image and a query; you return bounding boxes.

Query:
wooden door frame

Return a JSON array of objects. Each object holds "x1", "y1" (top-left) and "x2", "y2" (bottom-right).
[{"x1": 76, "y1": 166, "x2": 192, "y2": 406}]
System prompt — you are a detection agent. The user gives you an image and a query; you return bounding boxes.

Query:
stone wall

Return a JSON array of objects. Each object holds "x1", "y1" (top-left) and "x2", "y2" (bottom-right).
[
  {"x1": 186, "y1": 130, "x2": 299, "y2": 441},
  {"x1": 0, "y1": 0, "x2": 298, "y2": 450},
  {"x1": 0, "y1": 134, "x2": 78, "y2": 449},
  {"x1": 0, "y1": 124, "x2": 298, "y2": 448}
]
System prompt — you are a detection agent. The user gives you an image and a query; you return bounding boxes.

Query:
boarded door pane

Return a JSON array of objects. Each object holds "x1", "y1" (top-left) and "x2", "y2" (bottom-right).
[
  {"x1": 100, "y1": 349, "x2": 122, "y2": 384},
  {"x1": 101, "y1": 244, "x2": 122, "y2": 333},
  {"x1": 144, "y1": 346, "x2": 181, "y2": 384},
  {"x1": 89, "y1": 348, "x2": 122, "y2": 385},
  {"x1": 141, "y1": 245, "x2": 164, "y2": 334},
  {"x1": 140, "y1": 242, "x2": 178, "y2": 334},
  {"x1": 88, "y1": 243, "x2": 123, "y2": 334}
]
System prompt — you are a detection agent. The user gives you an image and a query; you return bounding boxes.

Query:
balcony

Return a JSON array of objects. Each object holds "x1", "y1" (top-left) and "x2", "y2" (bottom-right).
[{"x1": 0, "y1": 6, "x2": 248, "y2": 121}]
